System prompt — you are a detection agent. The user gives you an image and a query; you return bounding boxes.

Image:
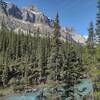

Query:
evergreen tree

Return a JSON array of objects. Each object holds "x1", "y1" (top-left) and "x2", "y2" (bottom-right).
[
  {"x1": 2, "y1": 66, "x2": 10, "y2": 86},
  {"x1": 96, "y1": 0, "x2": 100, "y2": 43},
  {"x1": 62, "y1": 46, "x2": 84, "y2": 99},
  {"x1": 47, "y1": 13, "x2": 62, "y2": 81},
  {"x1": 15, "y1": 33, "x2": 22, "y2": 59},
  {"x1": 34, "y1": 29, "x2": 41, "y2": 68},
  {"x1": 87, "y1": 22, "x2": 95, "y2": 54},
  {"x1": 39, "y1": 38, "x2": 46, "y2": 78},
  {"x1": 95, "y1": 44, "x2": 100, "y2": 61}
]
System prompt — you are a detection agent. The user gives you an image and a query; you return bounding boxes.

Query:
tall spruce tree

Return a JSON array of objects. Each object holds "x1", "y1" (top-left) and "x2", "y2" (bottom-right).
[
  {"x1": 62, "y1": 45, "x2": 84, "y2": 99},
  {"x1": 87, "y1": 22, "x2": 95, "y2": 54},
  {"x1": 39, "y1": 38, "x2": 46, "y2": 78},
  {"x1": 47, "y1": 13, "x2": 62, "y2": 81},
  {"x1": 96, "y1": 0, "x2": 100, "y2": 43}
]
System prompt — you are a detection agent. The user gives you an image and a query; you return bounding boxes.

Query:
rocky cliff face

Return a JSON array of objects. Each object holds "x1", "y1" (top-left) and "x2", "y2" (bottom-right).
[
  {"x1": 0, "y1": 1, "x2": 22, "y2": 19},
  {"x1": 0, "y1": 0, "x2": 86, "y2": 44},
  {"x1": 21, "y1": 6, "x2": 52, "y2": 26},
  {"x1": 0, "y1": 1, "x2": 51, "y2": 25}
]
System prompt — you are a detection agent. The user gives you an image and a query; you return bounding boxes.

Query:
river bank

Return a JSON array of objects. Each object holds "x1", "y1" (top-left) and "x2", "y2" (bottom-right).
[{"x1": 0, "y1": 79, "x2": 94, "y2": 100}]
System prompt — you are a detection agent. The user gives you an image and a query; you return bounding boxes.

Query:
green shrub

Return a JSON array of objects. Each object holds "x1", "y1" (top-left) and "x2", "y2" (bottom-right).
[{"x1": 13, "y1": 85, "x2": 24, "y2": 92}]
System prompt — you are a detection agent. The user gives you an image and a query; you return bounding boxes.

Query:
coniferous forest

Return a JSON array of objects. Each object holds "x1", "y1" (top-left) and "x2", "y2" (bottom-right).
[{"x1": 0, "y1": 0, "x2": 100, "y2": 100}]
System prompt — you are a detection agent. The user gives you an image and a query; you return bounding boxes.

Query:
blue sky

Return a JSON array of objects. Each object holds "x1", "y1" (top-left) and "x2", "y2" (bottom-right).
[{"x1": 6, "y1": 0, "x2": 97, "y2": 37}]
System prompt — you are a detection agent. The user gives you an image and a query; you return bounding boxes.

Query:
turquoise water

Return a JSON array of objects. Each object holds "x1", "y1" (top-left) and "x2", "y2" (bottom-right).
[
  {"x1": 75, "y1": 79, "x2": 93, "y2": 96},
  {"x1": 7, "y1": 95, "x2": 36, "y2": 100},
  {"x1": 74, "y1": 79, "x2": 93, "y2": 100},
  {"x1": 7, "y1": 92, "x2": 40, "y2": 100},
  {"x1": 7, "y1": 94, "x2": 35, "y2": 100},
  {"x1": 5, "y1": 79, "x2": 93, "y2": 100}
]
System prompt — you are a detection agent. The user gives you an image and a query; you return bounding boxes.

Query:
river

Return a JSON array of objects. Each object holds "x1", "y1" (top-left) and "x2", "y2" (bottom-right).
[{"x1": 2, "y1": 79, "x2": 93, "y2": 100}]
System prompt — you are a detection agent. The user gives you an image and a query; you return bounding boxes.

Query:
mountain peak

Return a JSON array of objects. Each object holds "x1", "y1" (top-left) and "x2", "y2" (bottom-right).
[{"x1": 24, "y1": 5, "x2": 40, "y2": 12}]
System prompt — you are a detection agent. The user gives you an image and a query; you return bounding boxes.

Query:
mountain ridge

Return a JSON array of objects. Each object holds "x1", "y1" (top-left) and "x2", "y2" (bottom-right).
[{"x1": 0, "y1": 0, "x2": 86, "y2": 44}]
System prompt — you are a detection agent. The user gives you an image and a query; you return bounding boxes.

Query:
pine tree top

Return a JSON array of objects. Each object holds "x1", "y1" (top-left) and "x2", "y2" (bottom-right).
[{"x1": 97, "y1": 0, "x2": 100, "y2": 3}]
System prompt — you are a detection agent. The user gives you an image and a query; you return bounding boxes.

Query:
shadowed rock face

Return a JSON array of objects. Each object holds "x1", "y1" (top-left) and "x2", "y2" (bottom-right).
[
  {"x1": 0, "y1": 1, "x2": 22, "y2": 19},
  {"x1": 0, "y1": 1, "x2": 86, "y2": 44},
  {"x1": 0, "y1": 0, "x2": 8, "y2": 15},
  {"x1": 21, "y1": 8, "x2": 36, "y2": 23},
  {"x1": 7, "y1": 4, "x2": 22, "y2": 19}
]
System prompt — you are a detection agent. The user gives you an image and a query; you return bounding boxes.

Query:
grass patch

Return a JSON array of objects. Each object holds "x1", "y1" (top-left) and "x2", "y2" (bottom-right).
[{"x1": 0, "y1": 87, "x2": 14, "y2": 95}]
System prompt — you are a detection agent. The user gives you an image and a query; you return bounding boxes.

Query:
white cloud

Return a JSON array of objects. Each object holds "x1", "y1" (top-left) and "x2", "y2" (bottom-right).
[{"x1": 83, "y1": 35, "x2": 88, "y2": 39}]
